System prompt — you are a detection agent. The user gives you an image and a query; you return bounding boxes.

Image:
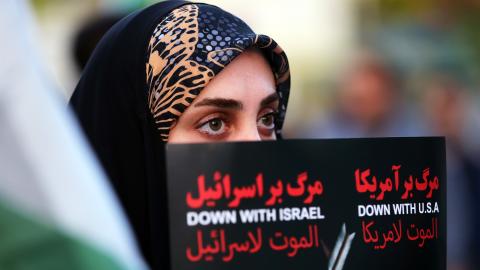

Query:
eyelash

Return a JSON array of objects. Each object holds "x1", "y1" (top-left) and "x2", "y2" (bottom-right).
[
  {"x1": 195, "y1": 114, "x2": 230, "y2": 139},
  {"x1": 195, "y1": 110, "x2": 278, "y2": 139},
  {"x1": 257, "y1": 111, "x2": 278, "y2": 137}
]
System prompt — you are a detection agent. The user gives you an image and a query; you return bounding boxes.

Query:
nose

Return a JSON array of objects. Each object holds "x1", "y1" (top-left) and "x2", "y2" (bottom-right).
[{"x1": 231, "y1": 124, "x2": 261, "y2": 142}]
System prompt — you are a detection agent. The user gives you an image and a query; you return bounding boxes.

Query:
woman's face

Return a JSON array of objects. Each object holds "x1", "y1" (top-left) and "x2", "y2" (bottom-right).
[{"x1": 168, "y1": 49, "x2": 278, "y2": 143}]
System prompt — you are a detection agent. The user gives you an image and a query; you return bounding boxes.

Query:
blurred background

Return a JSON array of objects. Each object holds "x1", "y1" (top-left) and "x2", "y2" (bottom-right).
[{"x1": 18, "y1": 0, "x2": 480, "y2": 269}]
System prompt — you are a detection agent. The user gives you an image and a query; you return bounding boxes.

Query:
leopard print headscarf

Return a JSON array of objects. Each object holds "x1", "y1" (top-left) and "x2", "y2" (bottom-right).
[{"x1": 146, "y1": 4, "x2": 290, "y2": 141}]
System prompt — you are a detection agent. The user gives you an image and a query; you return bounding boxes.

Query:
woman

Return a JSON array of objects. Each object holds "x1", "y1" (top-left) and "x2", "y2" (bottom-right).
[{"x1": 70, "y1": 1, "x2": 290, "y2": 268}]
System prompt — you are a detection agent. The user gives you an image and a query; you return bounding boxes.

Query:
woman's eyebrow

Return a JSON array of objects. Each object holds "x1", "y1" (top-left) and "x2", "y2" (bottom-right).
[
  {"x1": 193, "y1": 98, "x2": 243, "y2": 110},
  {"x1": 260, "y1": 92, "x2": 279, "y2": 107}
]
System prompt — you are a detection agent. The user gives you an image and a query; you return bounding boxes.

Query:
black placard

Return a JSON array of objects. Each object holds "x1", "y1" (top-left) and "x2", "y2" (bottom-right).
[{"x1": 164, "y1": 138, "x2": 446, "y2": 270}]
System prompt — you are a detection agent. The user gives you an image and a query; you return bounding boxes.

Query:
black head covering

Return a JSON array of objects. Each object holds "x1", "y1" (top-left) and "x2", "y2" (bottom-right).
[{"x1": 70, "y1": 1, "x2": 290, "y2": 268}]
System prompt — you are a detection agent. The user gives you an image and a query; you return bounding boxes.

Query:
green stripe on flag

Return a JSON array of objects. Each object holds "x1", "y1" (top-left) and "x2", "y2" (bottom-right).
[{"x1": 0, "y1": 200, "x2": 128, "y2": 270}]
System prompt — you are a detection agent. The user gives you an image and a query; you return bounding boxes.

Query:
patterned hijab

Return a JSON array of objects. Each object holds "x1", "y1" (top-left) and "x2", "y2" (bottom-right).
[
  {"x1": 70, "y1": 1, "x2": 290, "y2": 269},
  {"x1": 146, "y1": 3, "x2": 290, "y2": 141}
]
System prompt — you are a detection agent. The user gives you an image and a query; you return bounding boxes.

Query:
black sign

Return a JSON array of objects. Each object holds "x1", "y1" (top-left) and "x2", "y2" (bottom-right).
[{"x1": 165, "y1": 138, "x2": 446, "y2": 270}]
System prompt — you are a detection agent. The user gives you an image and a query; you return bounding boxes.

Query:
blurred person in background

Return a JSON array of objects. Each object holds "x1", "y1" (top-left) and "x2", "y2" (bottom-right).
[
  {"x1": 421, "y1": 74, "x2": 480, "y2": 270},
  {"x1": 72, "y1": 13, "x2": 125, "y2": 73},
  {"x1": 303, "y1": 51, "x2": 422, "y2": 138}
]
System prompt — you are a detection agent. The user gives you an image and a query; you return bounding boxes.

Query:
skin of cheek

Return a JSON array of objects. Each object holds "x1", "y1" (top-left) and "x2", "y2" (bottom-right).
[{"x1": 168, "y1": 49, "x2": 277, "y2": 143}]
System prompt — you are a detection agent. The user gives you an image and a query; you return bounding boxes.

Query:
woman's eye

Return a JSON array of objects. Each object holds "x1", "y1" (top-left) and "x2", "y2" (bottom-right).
[
  {"x1": 258, "y1": 112, "x2": 276, "y2": 130},
  {"x1": 198, "y1": 118, "x2": 227, "y2": 135}
]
